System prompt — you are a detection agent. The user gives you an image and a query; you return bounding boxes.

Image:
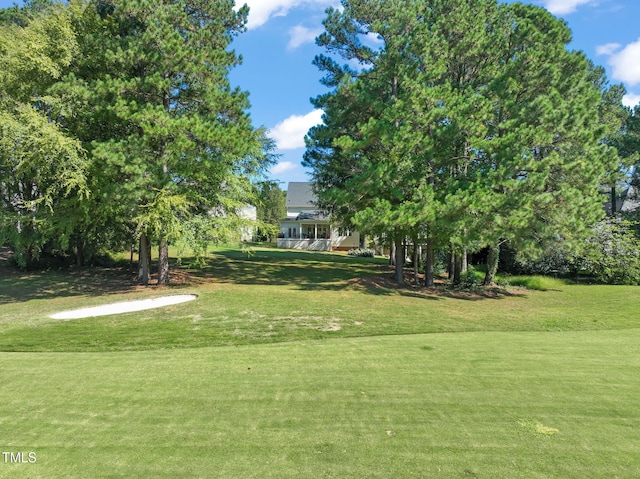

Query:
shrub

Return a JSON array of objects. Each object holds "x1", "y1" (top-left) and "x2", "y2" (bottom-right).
[
  {"x1": 348, "y1": 248, "x2": 375, "y2": 258},
  {"x1": 506, "y1": 219, "x2": 640, "y2": 285},
  {"x1": 573, "y1": 218, "x2": 640, "y2": 285},
  {"x1": 510, "y1": 247, "x2": 574, "y2": 276},
  {"x1": 461, "y1": 267, "x2": 481, "y2": 289},
  {"x1": 500, "y1": 275, "x2": 567, "y2": 291}
]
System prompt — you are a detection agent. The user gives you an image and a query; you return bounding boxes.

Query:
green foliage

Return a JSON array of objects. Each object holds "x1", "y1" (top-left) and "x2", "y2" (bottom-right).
[
  {"x1": 574, "y1": 218, "x2": 640, "y2": 285},
  {"x1": 498, "y1": 275, "x2": 568, "y2": 291},
  {"x1": 0, "y1": 3, "x2": 89, "y2": 267},
  {"x1": 255, "y1": 181, "x2": 286, "y2": 241},
  {"x1": 305, "y1": 0, "x2": 620, "y2": 284},
  {"x1": 135, "y1": 188, "x2": 191, "y2": 244},
  {"x1": 460, "y1": 266, "x2": 482, "y2": 290},
  {"x1": 510, "y1": 246, "x2": 575, "y2": 277},
  {"x1": 624, "y1": 105, "x2": 640, "y2": 188},
  {"x1": 0, "y1": 0, "x2": 272, "y2": 276},
  {"x1": 0, "y1": 1, "x2": 77, "y2": 97},
  {"x1": 176, "y1": 215, "x2": 217, "y2": 267},
  {"x1": 507, "y1": 218, "x2": 640, "y2": 285}
]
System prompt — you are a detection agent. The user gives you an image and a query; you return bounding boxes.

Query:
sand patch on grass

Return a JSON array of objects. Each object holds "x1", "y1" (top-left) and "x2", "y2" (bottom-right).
[{"x1": 50, "y1": 295, "x2": 197, "y2": 319}]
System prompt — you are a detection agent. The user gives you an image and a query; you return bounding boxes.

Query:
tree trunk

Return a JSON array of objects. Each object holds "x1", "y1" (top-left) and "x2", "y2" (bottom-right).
[
  {"x1": 611, "y1": 185, "x2": 617, "y2": 216},
  {"x1": 448, "y1": 251, "x2": 455, "y2": 280},
  {"x1": 158, "y1": 238, "x2": 169, "y2": 286},
  {"x1": 394, "y1": 236, "x2": 404, "y2": 285},
  {"x1": 390, "y1": 240, "x2": 396, "y2": 266},
  {"x1": 461, "y1": 249, "x2": 468, "y2": 273},
  {"x1": 425, "y1": 238, "x2": 435, "y2": 288},
  {"x1": 412, "y1": 237, "x2": 419, "y2": 286},
  {"x1": 138, "y1": 233, "x2": 151, "y2": 286},
  {"x1": 483, "y1": 244, "x2": 500, "y2": 286},
  {"x1": 76, "y1": 236, "x2": 84, "y2": 267},
  {"x1": 453, "y1": 254, "x2": 462, "y2": 286}
]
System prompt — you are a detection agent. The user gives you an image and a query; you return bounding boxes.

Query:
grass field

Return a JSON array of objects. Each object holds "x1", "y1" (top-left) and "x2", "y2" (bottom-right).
[{"x1": 0, "y1": 246, "x2": 639, "y2": 478}]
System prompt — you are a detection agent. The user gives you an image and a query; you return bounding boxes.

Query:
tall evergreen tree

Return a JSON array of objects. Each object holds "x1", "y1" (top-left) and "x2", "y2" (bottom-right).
[
  {"x1": 51, "y1": 0, "x2": 271, "y2": 283},
  {"x1": 305, "y1": 0, "x2": 619, "y2": 286},
  {"x1": 305, "y1": 0, "x2": 440, "y2": 285}
]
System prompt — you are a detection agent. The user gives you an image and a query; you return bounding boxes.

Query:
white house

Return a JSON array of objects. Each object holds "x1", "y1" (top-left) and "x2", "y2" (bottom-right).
[
  {"x1": 277, "y1": 182, "x2": 360, "y2": 251},
  {"x1": 620, "y1": 185, "x2": 640, "y2": 213},
  {"x1": 238, "y1": 205, "x2": 257, "y2": 242},
  {"x1": 605, "y1": 185, "x2": 640, "y2": 215}
]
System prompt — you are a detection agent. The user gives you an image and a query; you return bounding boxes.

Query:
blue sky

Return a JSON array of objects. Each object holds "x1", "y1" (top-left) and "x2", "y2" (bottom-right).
[
  {"x1": 2, "y1": 0, "x2": 640, "y2": 187},
  {"x1": 232, "y1": 0, "x2": 640, "y2": 186}
]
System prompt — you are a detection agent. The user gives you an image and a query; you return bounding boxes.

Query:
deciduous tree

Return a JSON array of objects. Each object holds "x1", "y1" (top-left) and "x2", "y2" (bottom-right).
[
  {"x1": 255, "y1": 181, "x2": 286, "y2": 242},
  {"x1": 0, "y1": 2, "x2": 88, "y2": 267}
]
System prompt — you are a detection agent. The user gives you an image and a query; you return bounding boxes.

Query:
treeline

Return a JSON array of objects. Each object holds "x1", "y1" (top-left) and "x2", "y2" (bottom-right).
[
  {"x1": 0, "y1": 0, "x2": 273, "y2": 284},
  {"x1": 304, "y1": 0, "x2": 640, "y2": 285}
]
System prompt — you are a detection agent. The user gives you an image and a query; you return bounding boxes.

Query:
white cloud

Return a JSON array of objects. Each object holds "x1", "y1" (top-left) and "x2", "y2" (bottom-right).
[
  {"x1": 623, "y1": 93, "x2": 640, "y2": 108},
  {"x1": 239, "y1": 0, "x2": 337, "y2": 30},
  {"x1": 596, "y1": 43, "x2": 621, "y2": 56},
  {"x1": 538, "y1": 0, "x2": 595, "y2": 15},
  {"x1": 363, "y1": 31, "x2": 384, "y2": 46},
  {"x1": 271, "y1": 161, "x2": 298, "y2": 175},
  {"x1": 270, "y1": 109, "x2": 324, "y2": 150},
  {"x1": 288, "y1": 25, "x2": 323, "y2": 50},
  {"x1": 604, "y1": 38, "x2": 640, "y2": 87}
]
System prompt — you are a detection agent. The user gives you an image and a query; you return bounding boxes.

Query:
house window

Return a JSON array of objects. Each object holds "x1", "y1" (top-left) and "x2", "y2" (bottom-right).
[
  {"x1": 304, "y1": 225, "x2": 315, "y2": 239},
  {"x1": 338, "y1": 227, "x2": 352, "y2": 237}
]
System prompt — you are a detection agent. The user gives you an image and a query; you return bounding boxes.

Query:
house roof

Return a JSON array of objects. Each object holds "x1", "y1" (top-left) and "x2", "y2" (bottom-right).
[
  {"x1": 281, "y1": 212, "x2": 329, "y2": 222},
  {"x1": 297, "y1": 211, "x2": 328, "y2": 221},
  {"x1": 286, "y1": 182, "x2": 317, "y2": 209}
]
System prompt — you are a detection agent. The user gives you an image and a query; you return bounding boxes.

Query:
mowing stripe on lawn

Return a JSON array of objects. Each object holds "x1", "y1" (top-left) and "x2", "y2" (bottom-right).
[{"x1": 1, "y1": 329, "x2": 639, "y2": 478}]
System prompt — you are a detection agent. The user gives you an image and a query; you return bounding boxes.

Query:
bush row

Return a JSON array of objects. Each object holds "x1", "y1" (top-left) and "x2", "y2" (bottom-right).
[{"x1": 348, "y1": 248, "x2": 375, "y2": 258}]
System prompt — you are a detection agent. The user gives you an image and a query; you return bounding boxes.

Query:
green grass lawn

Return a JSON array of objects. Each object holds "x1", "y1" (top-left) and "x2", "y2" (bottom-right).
[{"x1": 0, "y1": 247, "x2": 639, "y2": 478}]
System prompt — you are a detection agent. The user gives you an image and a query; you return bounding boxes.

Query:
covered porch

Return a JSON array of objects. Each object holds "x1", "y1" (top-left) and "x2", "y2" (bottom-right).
[{"x1": 278, "y1": 217, "x2": 332, "y2": 251}]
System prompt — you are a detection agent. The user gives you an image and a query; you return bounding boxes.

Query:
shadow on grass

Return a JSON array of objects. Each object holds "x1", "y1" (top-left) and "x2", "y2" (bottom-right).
[
  {"x1": 293, "y1": 281, "x2": 444, "y2": 301},
  {"x1": 0, "y1": 255, "x2": 203, "y2": 305},
  {"x1": 341, "y1": 274, "x2": 524, "y2": 301},
  {"x1": 0, "y1": 246, "x2": 523, "y2": 304},
  {"x1": 434, "y1": 287, "x2": 524, "y2": 301},
  {"x1": 192, "y1": 248, "x2": 388, "y2": 287},
  {"x1": 200, "y1": 249, "x2": 521, "y2": 302},
  {"x1": 0, "y1": 264, "x2": 139, "y2": 304}
]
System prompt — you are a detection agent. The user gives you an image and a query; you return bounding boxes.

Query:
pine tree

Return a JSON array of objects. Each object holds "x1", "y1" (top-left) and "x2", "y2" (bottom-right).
[
  {"x1": 52, "y1": 0, "x2": 271, "y2": 283},
  {"x1": 306, "y1": 0, "x2": 618, "y2": 287}
]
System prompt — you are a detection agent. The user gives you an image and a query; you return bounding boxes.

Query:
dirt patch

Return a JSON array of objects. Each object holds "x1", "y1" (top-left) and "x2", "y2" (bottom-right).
[{"x1": 321, "y1": 322, "x2": 342, "y2": 332}]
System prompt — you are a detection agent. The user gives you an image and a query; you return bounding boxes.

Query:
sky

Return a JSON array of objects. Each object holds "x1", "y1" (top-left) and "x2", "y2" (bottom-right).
[{"x1": 2, "y1": 0, "x2": 640, "y2": 187}]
